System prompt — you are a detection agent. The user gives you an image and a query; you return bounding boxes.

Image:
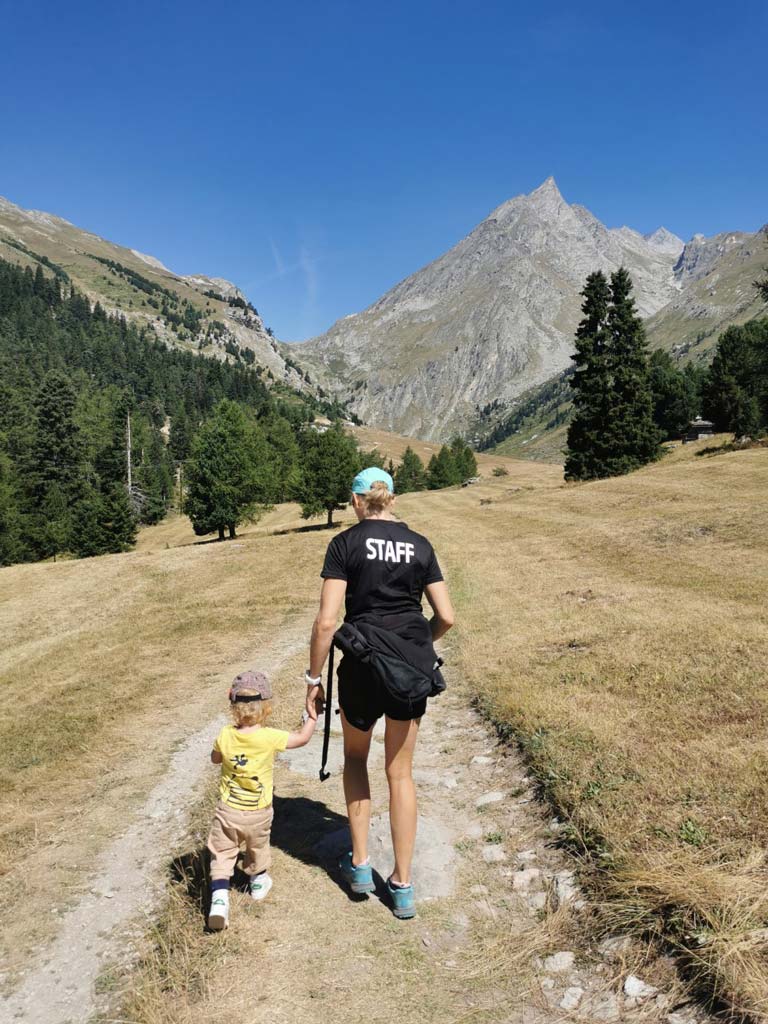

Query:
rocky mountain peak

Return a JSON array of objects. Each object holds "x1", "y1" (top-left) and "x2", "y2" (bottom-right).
[
  {"x1": 296, "y1": 181, "x2": 686, "y2": 440},
  {"x1": 644, "y1": 227, "x2": 684, "y2": 257}
]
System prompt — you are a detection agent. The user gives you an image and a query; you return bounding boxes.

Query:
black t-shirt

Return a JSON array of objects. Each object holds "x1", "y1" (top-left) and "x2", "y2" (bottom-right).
[{"x1": 321, "y1": 519, "x2": 443, "y2": 624}]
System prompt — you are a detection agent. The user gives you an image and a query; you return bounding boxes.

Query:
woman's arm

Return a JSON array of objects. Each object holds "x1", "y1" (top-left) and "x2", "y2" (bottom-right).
[
  {"x1": 424, "y1": 581, "x2": 455, "y2": 641},
  {"x1": 306, "y1": 577, "x2": 347, "y2": 714}
]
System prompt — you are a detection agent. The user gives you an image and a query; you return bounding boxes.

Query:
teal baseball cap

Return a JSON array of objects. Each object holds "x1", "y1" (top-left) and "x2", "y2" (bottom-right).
[{"x1": 351, "y1": 466, "x2": 394, "y2": 494}]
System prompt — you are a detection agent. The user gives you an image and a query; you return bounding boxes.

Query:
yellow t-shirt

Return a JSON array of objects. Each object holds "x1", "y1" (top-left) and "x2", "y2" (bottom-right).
[{"x1": 214, "y1": 725, "x2": 290, "y2": 810}]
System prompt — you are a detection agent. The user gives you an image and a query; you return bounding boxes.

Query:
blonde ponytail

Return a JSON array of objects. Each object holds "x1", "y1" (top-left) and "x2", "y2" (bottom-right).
[{"x1": 357, "y1": 479, "x2": 395, "y2": 516}]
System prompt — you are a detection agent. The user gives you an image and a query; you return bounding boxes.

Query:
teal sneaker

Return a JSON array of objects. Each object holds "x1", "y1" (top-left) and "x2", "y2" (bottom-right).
[
  {"x1": 338, "y1": 851, "x2": 375, "y2": 894},
  {"x1": 386, "y1": 878, "x2": 416, "y2": 919}
]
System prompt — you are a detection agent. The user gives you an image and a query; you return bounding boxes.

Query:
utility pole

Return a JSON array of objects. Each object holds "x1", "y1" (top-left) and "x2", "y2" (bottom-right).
[{"x1": 126, "y1": 410, "x2": 132, "y2": 494}]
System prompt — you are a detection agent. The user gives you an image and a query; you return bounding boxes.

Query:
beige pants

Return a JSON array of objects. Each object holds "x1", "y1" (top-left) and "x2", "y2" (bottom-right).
[{"x1": 207, "y1": 801, "x2": 274, "y2": 880}]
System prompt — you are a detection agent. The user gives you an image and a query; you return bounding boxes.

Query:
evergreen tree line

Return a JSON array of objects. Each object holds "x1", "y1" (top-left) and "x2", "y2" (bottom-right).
[
  {"x1": 0, "y1": 257, "x2": 482, "y2": 563},
  {"x1": 0, "y1": 258, "x2": 326, "y2": 566},
  {"x1": 700, "y1": 319, "x2": 768, "y2": 439},
  {"x1": 565, "y1": 266, "x2": 768, "y2": 481},
  {"x1": 391, "y1": 438, "x2": 477, "y2": 493},
  {"x1": 184, "y1": 411, "x2": 480, "y2": 538}
]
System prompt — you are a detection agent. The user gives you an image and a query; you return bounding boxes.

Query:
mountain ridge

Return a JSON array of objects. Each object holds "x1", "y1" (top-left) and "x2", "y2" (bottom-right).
[
  {"x1": 0, "y1": 193, "x2": 303, "y2": 388},
  {"x1": 294, "y1": 178, "x2": 693, "y2": 439}
]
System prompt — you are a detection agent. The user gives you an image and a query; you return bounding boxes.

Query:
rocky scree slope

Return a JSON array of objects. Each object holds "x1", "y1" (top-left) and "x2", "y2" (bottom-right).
[
  {"x1": 0, "y1": 195, "x2": 303, "y2": 387},
  {"x1": 645, "y1": 224, "x2": 768, "y2": 358},
  {"x1": 294, "y1": 178, "x2": 685, "y2": 440}
]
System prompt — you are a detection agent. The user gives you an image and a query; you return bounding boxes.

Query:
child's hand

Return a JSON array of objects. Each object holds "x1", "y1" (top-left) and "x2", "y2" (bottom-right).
[{"x1": 306, "y1": 683, "x2": 325, "y2": 718}]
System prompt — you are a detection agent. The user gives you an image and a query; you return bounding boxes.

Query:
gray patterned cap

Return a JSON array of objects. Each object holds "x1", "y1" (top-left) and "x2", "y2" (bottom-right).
[{"x1": 229, "y1": 670, "x2": 272, "y2": 702}]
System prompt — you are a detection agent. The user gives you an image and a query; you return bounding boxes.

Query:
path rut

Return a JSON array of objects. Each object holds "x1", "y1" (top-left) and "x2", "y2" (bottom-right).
[
  {"x1": 3, "y1": 640, "x2": 712, "y2": 1024},
  {"x1": 1, "y1": 630, "x2": 308, "y2": 1024}
]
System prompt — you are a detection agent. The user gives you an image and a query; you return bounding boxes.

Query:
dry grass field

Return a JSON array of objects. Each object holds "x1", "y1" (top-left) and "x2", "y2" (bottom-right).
[
  {"x1": 421, "y1": 440, "x2": 768, "y2": 1016},
  {"x1": 2, "y1": 437, "x2": 767, "y2": 1019},
  {"x1": 0, "y1": 513, "x2": 339, "y2": 982}
]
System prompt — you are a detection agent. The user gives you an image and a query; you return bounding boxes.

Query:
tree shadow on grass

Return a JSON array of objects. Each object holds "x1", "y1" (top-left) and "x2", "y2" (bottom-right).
[
  {"x1": 271, "y1": 522, "x2": 343, "y2": 536},
  {"x1": 169, "y1": 794, "x2": 386, "y2": 931}
]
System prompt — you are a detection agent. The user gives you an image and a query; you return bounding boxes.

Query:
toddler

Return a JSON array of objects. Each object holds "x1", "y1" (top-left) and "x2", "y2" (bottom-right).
[{"x1": 207, "y1": 669, "x2": 316, "y2": 930}]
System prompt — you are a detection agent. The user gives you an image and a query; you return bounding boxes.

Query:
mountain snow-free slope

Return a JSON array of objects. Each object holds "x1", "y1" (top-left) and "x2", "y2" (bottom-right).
[
  {"x1": 0, "y1": 195, "x2": 298, "y2": 382},
  {"x1": 646, "y1": 225, "x2": 768, "y2": 358},
  {"x1": 296, "y1": 178, "x2": 684, "y2": 439}
]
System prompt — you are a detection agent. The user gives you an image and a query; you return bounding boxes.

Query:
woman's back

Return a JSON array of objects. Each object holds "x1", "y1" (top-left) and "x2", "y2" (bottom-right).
[{"x1": 321, "y1": 518, "x2": 443, "y2": 622}]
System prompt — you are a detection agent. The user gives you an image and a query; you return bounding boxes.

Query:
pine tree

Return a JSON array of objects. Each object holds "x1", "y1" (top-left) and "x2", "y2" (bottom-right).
[
  {"x1": 169, "y1": 409, "x2": 193, "y2": 463},
  {"x1": 564, "y1": 271, "x2": 613, "y2": 480},
  {"x1": 40, "y1": 483, "x2": 72, "y2": 561},
  {"x1": 359, "y1": 447, "x2": 385, "y2": 469},
  {"x1": 450, "y1": 437, "x2": 478, "y2": 481},
  {"x1": 703, "y1": 321, "x2": 767, "y2": 436},
  {"x1": 134, "y1": 431, "x2": 174, "y2": 524},
  {"x1": 299, "y1": 423, "x2": 361, "y2": 527},
  {"x1": 262, "y1": 414, "x2": 302, "y2": 502},
  {"x1": 602, "y1": 267, "x2": 660, "y2": 473},
  {"x1": 95, "y1": 392, "x2": 133, "y2": 488},
  {"x1": 426, "y1": 446, "x2": 459, "y2": 489},
  {"x1": 394, "y1": 446, "x2": 426, "y2": 493},
  {"x1": 0, "y1": 446, "x2": 25, "y2": 566},
  {"x1": 185, "y1": 400, "x2": 274, "y2": 539},
  {"x1": 648, "y1": 349, "x2": 699, "y2": 439},
  {"x1": 70, "y1": 485, "x2": 108, "y2": 558},
  {"x1": 100, "y1": 484, "x2": 137, "y2": 551},
  {"x1": 31, "y1": 371, "x2": 83, "y2": 500}
]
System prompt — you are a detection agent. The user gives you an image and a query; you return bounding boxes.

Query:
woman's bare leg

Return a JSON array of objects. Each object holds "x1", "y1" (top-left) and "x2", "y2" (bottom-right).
[
  {"x1": 341, "y1": 711, "x2": 374, "y2": 865},
  {"x1": 384, "y1": 717, "x2": 420, "y2": 885}
]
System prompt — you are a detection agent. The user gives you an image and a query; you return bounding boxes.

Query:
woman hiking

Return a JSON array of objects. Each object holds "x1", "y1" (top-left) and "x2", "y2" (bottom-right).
[{"x1": 305, "y1": 466, "x2": 454, "y2": 919}]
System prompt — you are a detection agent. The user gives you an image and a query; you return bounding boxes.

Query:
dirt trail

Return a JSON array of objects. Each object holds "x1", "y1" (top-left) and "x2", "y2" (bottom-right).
[
  {"x1": 0, "y1": 629, "x2": 309, "y2": 1024},
  {"x1": 3, "y1": 634, "x2": 711, "y2": 1024}
]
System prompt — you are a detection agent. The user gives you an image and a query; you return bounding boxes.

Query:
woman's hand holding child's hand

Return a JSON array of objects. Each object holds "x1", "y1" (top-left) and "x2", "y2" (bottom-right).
[{"x1": 306, "y1": 684, "x2": 325, "y2": 718}]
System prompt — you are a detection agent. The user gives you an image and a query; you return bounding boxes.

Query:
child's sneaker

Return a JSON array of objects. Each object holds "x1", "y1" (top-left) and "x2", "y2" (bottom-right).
[
  {"x1": 208, "y1": 890, "x2": 229, "y2": 930},
  {"x1": 386, "y1": 877, "x2": 416, "y2": 919},
  {"x1": 249, "y1": 872, "x2": 273, "y2": 902},
  {"x1": 338, "y1": 851, "x2": 375, "y2": 894}
]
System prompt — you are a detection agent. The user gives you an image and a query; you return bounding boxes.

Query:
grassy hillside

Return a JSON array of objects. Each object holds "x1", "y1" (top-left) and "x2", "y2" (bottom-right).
[
  {"x1": 2, "y1": 438, "x2": 767, "y2": 1015},
  {"x1": 348, "y1": 423, "x2": 562, "y2": 477},
  {"x1": 0, "y1": 196, "x2": 297, "y2": 381}
]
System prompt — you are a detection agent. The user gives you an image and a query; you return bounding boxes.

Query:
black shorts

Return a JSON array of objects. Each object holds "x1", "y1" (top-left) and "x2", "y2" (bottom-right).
[{"x1": 337, "y1": 655, "x2": 427, "y2": 732}]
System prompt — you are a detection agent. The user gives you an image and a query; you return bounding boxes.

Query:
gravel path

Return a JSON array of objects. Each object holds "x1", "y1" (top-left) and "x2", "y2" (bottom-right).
[
  {"x1": 2, "y1": 639, "x2": 712, "y2": 1024},
  {"x1": 0, "y1": 631, "x2": 307, "y2": 1024}
]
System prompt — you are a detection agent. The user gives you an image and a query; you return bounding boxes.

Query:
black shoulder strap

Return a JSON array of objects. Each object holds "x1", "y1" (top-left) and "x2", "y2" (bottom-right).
[{"x1": 319, "y1": 640, "x2": 335, "y2": 781}]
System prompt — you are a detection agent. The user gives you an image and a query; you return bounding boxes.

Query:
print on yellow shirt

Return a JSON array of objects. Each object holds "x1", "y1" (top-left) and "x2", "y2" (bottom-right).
[{"x1": 213, "y1": 725, "x2": 290, "y2": 810}]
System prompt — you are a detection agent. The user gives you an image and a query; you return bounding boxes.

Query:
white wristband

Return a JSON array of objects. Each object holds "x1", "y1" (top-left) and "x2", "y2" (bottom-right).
[{"x1": 305, "y1": 670, "x2": 322, "y2": 687}]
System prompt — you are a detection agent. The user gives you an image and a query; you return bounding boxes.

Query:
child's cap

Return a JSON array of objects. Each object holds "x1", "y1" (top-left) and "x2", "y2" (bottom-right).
[{"x1": 229, "y1": 670, "x2": 272, "y2": 703}]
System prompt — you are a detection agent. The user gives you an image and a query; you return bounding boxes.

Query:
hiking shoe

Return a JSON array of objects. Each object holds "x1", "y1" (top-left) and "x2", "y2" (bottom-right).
[
  {"x1": 338, "y1": 851, "x2": 375, "y2": 894},
  {"x1": 249, "y1": 873, "x2": 273, "y2": 902},
  {"x1": 208, "y1": 891, "x2": 229, "y2": 931},
  {"x1": 386, "y1": 878, "x2": 416, "y2": 919}
]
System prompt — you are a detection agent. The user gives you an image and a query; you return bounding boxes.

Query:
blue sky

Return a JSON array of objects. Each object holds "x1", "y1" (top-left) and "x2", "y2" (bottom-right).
[{"x1": 1, "y1": 0, "x2": 766, "y2": 340}]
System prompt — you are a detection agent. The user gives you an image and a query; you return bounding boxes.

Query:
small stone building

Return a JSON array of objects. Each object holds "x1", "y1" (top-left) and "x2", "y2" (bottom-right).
[{"x1": 682, "y1": 416, "x2": 715, "y2": 443}]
